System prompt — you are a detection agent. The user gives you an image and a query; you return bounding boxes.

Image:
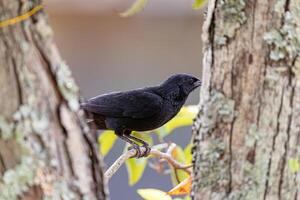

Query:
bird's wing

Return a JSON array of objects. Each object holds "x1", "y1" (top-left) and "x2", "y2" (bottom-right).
[{"x1": 81, "y1": 90, "x2": 163, "y2": 119}]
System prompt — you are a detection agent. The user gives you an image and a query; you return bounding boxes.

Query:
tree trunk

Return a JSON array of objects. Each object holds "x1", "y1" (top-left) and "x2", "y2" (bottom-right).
[
  {"x1": 0, "y1": 1, "x2": 107, "y2": 199},
  {"x1": 192, "y1": 0, "x2": 300, "y2": 199}
]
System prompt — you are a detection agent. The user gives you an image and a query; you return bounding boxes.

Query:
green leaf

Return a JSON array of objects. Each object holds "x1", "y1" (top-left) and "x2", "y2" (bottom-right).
[
  {"x1": 132, "y1": 131, "x2": 153, "y2": 146},
  {"x1": 137, "y1": 188, "x2": 172, "y2": 200},
  {"x1": 185, "y1": 195, "x2": 191, "y2": 200},
  {"x1": 192, "y1": 0, "x2": 207, "y2": 10},
  {"x1": 98, "y1": 130, "x2": 117, "y2": 157},
  {"x1": 126, "y1": 157, "x2": 148, "y2": 185},
  {"x1": 184, "y1": 143, "x2": 192, "y2": 165},
  {"x1": 155, "y1": 106, "x2": 198, "y2": 139},
  {"x1": 288, "y1": 158, "x2": 300, "y2": 173},
  {"x1": 170, "y1": 146, "x2": 188, "y2": 186},
  {"x1": 120, "y1": 0, "x2": 149, "y2": 17}
]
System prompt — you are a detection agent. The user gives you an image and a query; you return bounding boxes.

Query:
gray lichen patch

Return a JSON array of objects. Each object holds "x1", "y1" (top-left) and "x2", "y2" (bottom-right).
[
  {"x1": 245, "y1": 124, "x2": 260, "y2": 148},
  {"x1": 0, "y1": 104, "x2": 80, "y2": 199},
  {"x1": 263, "y1": 1, "x2": 300, "y2": 62},
  {"x1": 0, "y1": 105, "x2": 48, "y2": 200},
  {"x1": 194, "y1": 90, "x2": 235, "y2": 137},
  {"x1": 13, "y1": 104, "x2": 49, "y2": 137},
  {"x1": 0, "y1": 116, "x2": 14, "y2": 139},
  {"x1": 193, "y1": 89, "x2": 235, "y2": 142},
  {"x1": 43, "y1": 180, "x2": 77, "y2": 200},
  {"x1": 204, "y1": 90, "x2": 236, "y2": 126},
  {"x1": 264, "y1": 66, "x2": 287, "y2": 88},
  {"x1": 214, "y1": 0, "x2": 247, "y2": 45},
  {"x1": 56, "y1": 62, "x2": 80, "y2": 111},
  {"x1": 192, "y1": 90, "x2": 235, "y2": 193},
  {"x1": 0, "y1": 102, "x2": 78, "y2": 200},
  {"x1": 0, "y1": 156, "x2": 44, "y2": 200},
  {"x1": 232, "y1": 162, "x2": 260, "y2": 200},
  {"x1": 196, "y1": 139, "x2": 229, "y2": 188}
]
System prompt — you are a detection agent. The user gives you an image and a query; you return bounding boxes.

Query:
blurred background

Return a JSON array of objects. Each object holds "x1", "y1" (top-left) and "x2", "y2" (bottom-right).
[{"x1": 46, "y1": 0, "x2": 204, "y2": 199}]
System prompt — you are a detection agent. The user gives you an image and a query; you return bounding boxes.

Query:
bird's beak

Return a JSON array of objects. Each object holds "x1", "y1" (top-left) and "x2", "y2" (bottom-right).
[{"x1": 193, "y1": 80, "x2": 202, "y2": 88}]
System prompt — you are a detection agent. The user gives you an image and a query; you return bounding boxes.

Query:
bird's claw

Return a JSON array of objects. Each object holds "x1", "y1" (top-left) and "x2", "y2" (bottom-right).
[
  {"x1": 128, "y1": 145, "x2": 151, "y2": 158},
  {"x1": 128, "y1": 145, "x2": 141, "y2": 158},
  {"x1": 143, "y1": 145, "x2": 151, "y2": 157}
]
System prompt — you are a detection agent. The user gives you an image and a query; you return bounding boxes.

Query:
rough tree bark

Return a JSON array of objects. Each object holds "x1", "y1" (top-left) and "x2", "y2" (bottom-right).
[
  {"x1": 192, "y1": 0, "x2": 300, "y2": 199},
  {"x1": 0, "y1": 1, "x2": 107, "y2": 199}
]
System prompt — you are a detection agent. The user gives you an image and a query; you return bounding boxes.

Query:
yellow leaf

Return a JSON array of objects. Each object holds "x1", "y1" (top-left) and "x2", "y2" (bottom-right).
[
  {"x1": 288, "y1": 158, "x2": 300, "y2": 173},
  {"x1": 177, "y1": 105, "x2": 199, "y2": 118},
  {"x1": 98, "y1": 130, "x2": 117, "y2": 157},
  {"x1": 192, "y1": 0, "x2": 207, "y2": 10},
  {"x1": 137, "y1": 188, "x2": 172, "y2": 200},
  {"x1": 126, "y1": 157, "x2": 148, "y2": 185},
  {"x1": 185, "y1": 196, "x2": 191, "y2": 200},
  {"x1": 120, "y1": 0, "x2": 149, "y2": 17},
  {"x1": 167, "y1": 176, "x2": 192, "y2": 196},
  {"x1": 132, "y1": 131, "x2": 153, "y2": 146},
  {"x1": 184, "y1": 143, "x2": 192, "y2": 165},
  {"x1": 171, "y1": 146, "x2": 188, "y2": 186},
  {"x1": 164, "y1": 117, "x2": 193, "y2": 133},
  {"x1": 155, "y1": 105, "x2": 198, "y2": 138}
]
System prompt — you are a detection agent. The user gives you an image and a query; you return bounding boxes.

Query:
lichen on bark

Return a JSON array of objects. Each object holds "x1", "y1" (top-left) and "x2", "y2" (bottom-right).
[
  {"x1": 0, "y1": 104, "x2": 49, "y2": 200},
  {"x1": 192, "y1": 90, "x2": 235, "y2": 198},
  {"x1": 214, "y1": 0, "x2": 247, "y2": 45},
  {"x1": 263, "y1": 1, "x2": 300, "y2": 62}
]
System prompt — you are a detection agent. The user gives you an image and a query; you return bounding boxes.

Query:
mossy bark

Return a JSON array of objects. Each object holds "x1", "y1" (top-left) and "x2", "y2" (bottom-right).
[
  {"x1": 0, "y1": 1, "x2": 107, "y2": 199},
  {"x1": 192, "y1": 0, "x2": 300, "y2": 199}
]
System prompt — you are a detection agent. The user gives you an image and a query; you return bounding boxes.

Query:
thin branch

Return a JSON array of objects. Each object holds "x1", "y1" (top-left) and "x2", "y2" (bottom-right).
[{"x1": 104, "y1": 143, "x2": 192, "y2": 182}]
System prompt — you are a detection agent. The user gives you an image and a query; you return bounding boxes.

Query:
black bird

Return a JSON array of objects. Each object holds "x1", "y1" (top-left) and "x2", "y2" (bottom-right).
[{"x1": 81, "y1": 74, "x2": 201, "y2": 157}]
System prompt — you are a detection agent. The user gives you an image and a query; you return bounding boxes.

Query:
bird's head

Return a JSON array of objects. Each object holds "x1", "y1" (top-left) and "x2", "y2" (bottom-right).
[{"x1": 159, "y1": 73, "x2": 201, "y2": 102}]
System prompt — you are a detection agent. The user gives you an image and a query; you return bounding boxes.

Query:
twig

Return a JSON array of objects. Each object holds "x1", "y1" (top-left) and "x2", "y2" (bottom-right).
[{"x1": 104, "y1": 143, "x2": 192, "y2": 182}]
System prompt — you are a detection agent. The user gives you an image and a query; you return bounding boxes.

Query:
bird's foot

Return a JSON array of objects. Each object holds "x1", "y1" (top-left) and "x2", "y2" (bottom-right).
[
  {"x1": 128, "y1": 145, "x2": 151, "y2": 158},
  {"x1": 143, "y1": 145, "x2": 151, "y2": 157},
  {"x1": 128, "y1": 145, "x2": 142, "y2": 158}
]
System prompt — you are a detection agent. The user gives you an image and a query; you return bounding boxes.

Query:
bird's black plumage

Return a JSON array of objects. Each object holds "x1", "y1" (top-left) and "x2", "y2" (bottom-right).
[{"x1": 81, "y1": 74, "x2": 201, "y2": 157}]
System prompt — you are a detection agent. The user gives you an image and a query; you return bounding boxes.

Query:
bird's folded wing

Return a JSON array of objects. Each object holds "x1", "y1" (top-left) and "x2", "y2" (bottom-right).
[{"x1": 81, "y1": 91, "x2": 163, "y2": 119}]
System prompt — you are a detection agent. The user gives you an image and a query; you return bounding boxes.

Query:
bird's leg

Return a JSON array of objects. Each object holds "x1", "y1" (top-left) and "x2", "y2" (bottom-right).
[
  {"x1": 126, "y1": 134, "x2": 151, "y2": 157},
  {"x1": 116, "y1": 134, "x2": 142, "y2": 158},
  {"x1": 124, "y1": 130, "x2": 150, "y2": 157}
]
